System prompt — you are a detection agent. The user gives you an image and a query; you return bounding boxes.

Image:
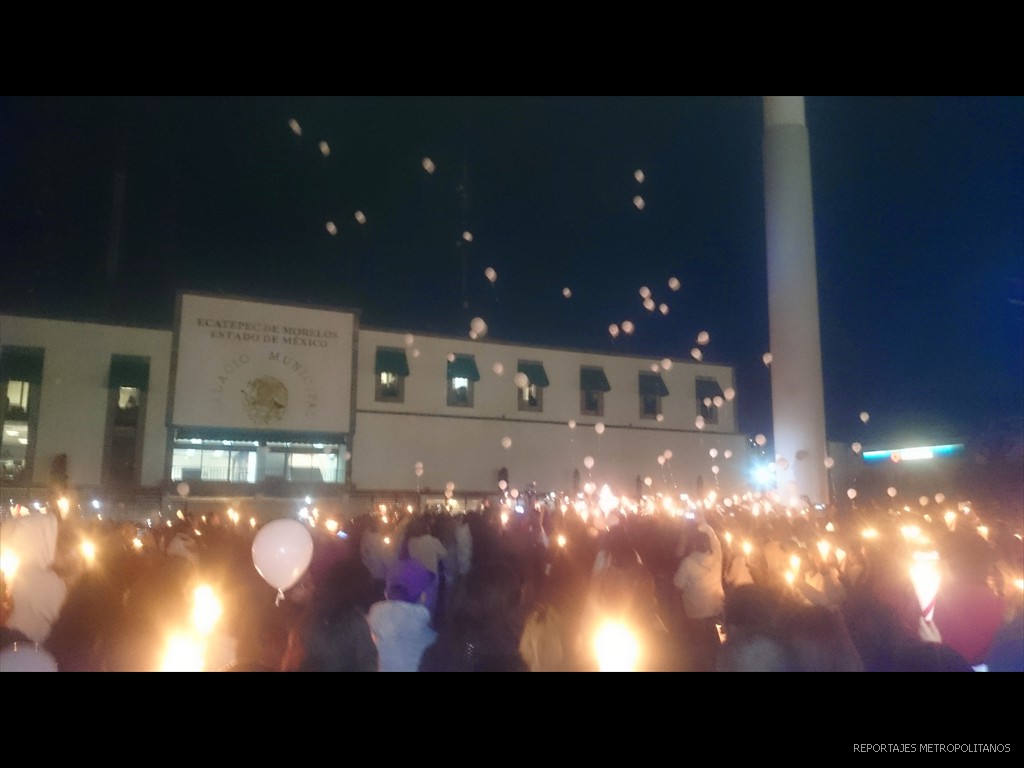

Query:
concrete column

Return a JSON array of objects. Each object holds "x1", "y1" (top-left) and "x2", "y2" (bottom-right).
[{"x1": 763, "y1": 96, "x2": 829, "y2": 504}]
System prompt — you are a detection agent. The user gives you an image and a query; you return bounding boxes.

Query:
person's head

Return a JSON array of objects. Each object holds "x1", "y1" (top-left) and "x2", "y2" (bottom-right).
[{"x1": 280, "y1": 603, "x2": 378, "y2": 672}]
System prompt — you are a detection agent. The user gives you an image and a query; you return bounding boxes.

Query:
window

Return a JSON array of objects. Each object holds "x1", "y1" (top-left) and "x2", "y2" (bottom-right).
[
  {"x1": 638, "y1": 371, "x2": 669, "y2": 420},
  {"x1": 375, "y1": 347, "x2": 409, "y2": 403},
  {"x1": 580, "y1": 366, "x2": 610, "y2": 417},
  {"x1": 103, "y1": 355, "x2": 149, "y2": 487},
  {"x1": 447, "y1": 354, "x2": 479, "y2": 407},
  {"x1": 171, "y1": 432, "x2": 346, "y2": 484},
  {"x1": 696, "y1": 378, "x2": 724, "y2": 426},
  {"x1": 1, "y1": 347, "x2": 44, "y2": 484},
  {"x1": 517, "y1": 361, "x2": 548, "y2": 413}
]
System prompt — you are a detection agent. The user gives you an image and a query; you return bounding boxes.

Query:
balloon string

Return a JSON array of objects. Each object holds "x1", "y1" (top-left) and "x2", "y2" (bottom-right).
[{"x1": 275, "y1": 588, "x2": 285, "y2": 607}]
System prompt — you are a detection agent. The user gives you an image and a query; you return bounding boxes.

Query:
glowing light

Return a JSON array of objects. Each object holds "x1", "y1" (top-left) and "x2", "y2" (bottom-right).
[
  {"x1": 57, "y1": 497, "x2": 70, "y2": 519},
  {"x1": 0, "y1": 550, "x2": 19, "y2": 582},
  {"x1": 354, "y1": 210, "x2": 366, "y2": 225},
  {"x1": 741, "y1": 541, "x2": 752, "y2": 557},
  {"x1": 160, "y1": 634, "x2": 205, "y2": 672},
  {"x1": 91, "y1": 499, "x2": 101, "y2": 510},
  {"x1": 977, "y1": 525, "x2": 989, "y2": 541},
  {"x1": 784, "y1": 571, "x2": 795, "y2": 586},
  {"x1": 192, "y1": 585, "x2": 222, "y2": 636},
  {"x1": 132, "y1": 537, "x2": 143, "y2": 550},
  {"x1": 1014, "y1": 578, "x2": 1024, "y2": 592},
  {"x1": 862, "y1": 444, "x2": 964, "y2": 462},
  {"x1": 557, "y1": 534, "x2": 567, "y2": 548},
  {"x1": 910, "y1": 551, "x2": 941, "y2": 621},
  {"x1": 318, "y1": 140, "x2": 330, "y2": 157},
  {"x1": 900, "y1": 525, "x2": 922, "y2": 542},
  {"x1": 861, "y1": 528, "x2": 878, "y2": 540},
  {"x1": 80, "y1": 539, "x2": 96, "y2": 567},
  {"x1": 594, "y1": 621, "x2": 640, "y2": 672},
  {"x1": 835, "y1": 548, "x2": 846, "y2": 566},
  {"x1": 817, "y1": 540, "x2": 830, "y2": 559},
  {"x1": 789, "y1": 554, "x2": 801, "y2": 572},
  {"x1": 249, "y1": 518, "x2": 257, "y2": 529},
  {"x1": 383, "y1": 536, "x2": 391, "y2": 545},
  {"x1": 176, "y1": 510, "x2": 185, "y2": 521},
  {"x1": 825, "y1": 522, "x2": 835, "y2": 532},
  {"x1": 325, "y1": 519, "x2": 339, "y2": 534},
  {"x1": 500, "y1": 511, "x2": 509, "y2": 526}
]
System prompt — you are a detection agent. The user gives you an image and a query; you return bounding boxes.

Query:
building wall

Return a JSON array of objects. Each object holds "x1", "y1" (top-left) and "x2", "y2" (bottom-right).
[
  {"x1": 1, "y1": 315, "x2": 172, "y2": 488},
  {"x1": 354, "y1": 328, "x2": 748, "y2": 497}
]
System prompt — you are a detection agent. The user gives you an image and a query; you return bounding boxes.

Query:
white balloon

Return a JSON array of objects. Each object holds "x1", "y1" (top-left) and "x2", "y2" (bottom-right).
[
  {"x1": 934, "y1": 493, "x2": 945, "y2": 504},
  {"x1": 462, "y1": 231, "x2": 473, "y2": 242},
  {"x1": 668, "y1": 277, "x2": 681, "y2": 291},
  {"x1": 697, "y1": 330, "x2": 710, "y2": 345},
  {"x1": 609, "y1": 324, "x2": 620, "y2": 338},
  {"x1": 469, "y1": 331, "x2": 478, "y2": 340},
  {"x1": 651, "y1": 363, "x2": 660, "y2": 373},
  {"x1": 644, "y1": 476, "x2": 652, "y2": 486},
  {"x1": 755, "y1": 434, "x2": 767, "y2": 447},
  {"x1": 595, "y1": 423, "x2": 605, "y2": 435},
  {"x1": 655, "y1": 413, "x2": 664, "y2": 422},
  {"x1": 621, "y1": 321, "x2": 635, "y2": 335},
  {"x1": 634, "y1": 169, "x2": 645, "y2": 183},
  {"x1": 568, "y1": 420, "x2": 576, "y2": 429},
  {"x1": 584, "y1": 456, "x2": 595, "y2": 470},
  {"x1": 639, "y1": 286, "x2": 651, "y2": 299},
  {"x1": 723, "y1": 450, "x2": 732, "y2": 459},
  {"x1": 723, "y1": 387, "x2": 736, "y2": 401},
  {"x1": 354, "y1": 210, "x2": 366, "y2": 225},
  {"x1": 777, "y1": 458, "x2": 790, "y2": 471},
  {"x1": 485, "y1": 267, "x2": 497, "y2": 283},
  {"x1": 762, "y1": 352, "x2": 773, "y2": 366},
  {"x1": 318, "y1": 140, "x2": 330, "y2": 157},
  {"x1": 713, "y1": 396, "x2": 723, "y2": 407},
  {"x1": 691, "y1": 348, "x2": 703, "y2": 362},
  {"x1": 847, "y1": 489, "x2": 857, "y2": 500},
  {"x1": 498, "y1": 480, "x2": 507, "y2": 491},
  {"x1": 562, "y1": 287, "x2": 572, "y2": 298},
  {"x1": 251, "y1": 519, "x2": 314, "y2": 593},
  {"x1": 325, "y1": 221, "x2": 337, "y2": 236},
  {"x1": 493, "y1": 362, "x2": 504, "y2": 376},
  {"x1": 643, "y1": 298, "x2": 655, "y2": 311},
  {"x1": 176, "y1": 482, "x2": 190, "y2": 497},
  {"x1": 447, "y1": 352, "x2": 456, "y2": 362},
  {"x1": 695, "y1": 416, "x2": 705, "y2": 430},
  {"x1": 711, "y1": 465, "x2": 719, "y2": 475},
  {"x1": 887, "y1": 487, "x2": 897, "y2": 497},
  {"x1": 823, "y1": 457, "x2": 835, "y2": 469},
  {"x1": 510, "y1": 488, "x2": 519, "y2": 499},
  {"x1": 501, "y1": 436, "x2": 512, "y2": 449},
  {"x1": 513, "y1": 372, "x2": 529, "y2": 389},
  {"x1": 859, "y1": 411, "x2": 870, "y2": 424},
  {"x1": 470, "y1": 317, "x2": 488, "y2": 336},
  {"x1": 851, "y1": 442, "x2": 862, "y2": 454},
  {"x1": 919, "y1": 496, "x2": 929, "y2": 506},
  {"x1": 0, "y1": 643, "x2": 58, "y2": 672},
  {"x1": 446, "y1": 481, "x2": 455, "y2": 492},
  {"x1": 657, "y1": 456, "x2": 665, "y2": 466},
  {"x1": 659, "y1": 303, "x2": 669, "y2": 315},
  {"x1": 633, "y1": 195, "x2": 645, "y2": 210},
  {"x1": 412, "y1": 349, "x2": 420, "y2": 358},
  {"x1": 422, "y1": 157, "x2": 435, "y2": 174},
  {"x1": 663, "y1": 450, "x2": 673, "y2": 460},
  {"x1": 709, "y1": 448, "x2": 718, "y2": 458},
  {"x1": 661, "y1": 358, "x2": 673, "y2": 370},
  {"x1": 288, "y1": 118, "x2": 302, "y2": 136},
  {"x1": 404, "y1": 333, "x2": 415, "y2": 347}
]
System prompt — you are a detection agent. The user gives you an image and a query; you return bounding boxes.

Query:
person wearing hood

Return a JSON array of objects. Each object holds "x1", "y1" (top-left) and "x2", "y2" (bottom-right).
[
  {"x1": 673, "y1": 513, "x2": 724, "y2": 671},
  {"x1": 1, "y1": 512, "x2": 68, "y2": 645},
  {"x1": 367, "y1": 558, "x2": 437, "y2": 672}
]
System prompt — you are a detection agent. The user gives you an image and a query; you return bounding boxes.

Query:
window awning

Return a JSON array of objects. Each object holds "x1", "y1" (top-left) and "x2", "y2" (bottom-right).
[
  {"x1": 0, "y1": 347, "x2": 44, "y2": 384},
  {"x1": 447, "y1": 354, "x2": 480, "y2": 382},
  {"x1": 517, "y1": 361, "x2": 549, "y2": 388},
  {"x1": 639, "y1": 372, "x2": 669, "y2": 397},
  {"x1": 109, "y1": 355, "x2": 150, "y2": 391},
  {"x1": 580, "y1": 367, "x2": 610, "y2": 392},
  {"x1": 695, "y1": 378, "x2": 724, "y2": 400},
  {"x1": 375, "y1": 347, "x2": 410, "y2": 377}
]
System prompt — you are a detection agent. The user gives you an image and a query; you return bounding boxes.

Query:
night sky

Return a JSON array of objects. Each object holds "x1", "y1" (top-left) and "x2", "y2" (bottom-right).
[{"x1": 2, "y1": 96, "x2": 1021, "y2": 448}]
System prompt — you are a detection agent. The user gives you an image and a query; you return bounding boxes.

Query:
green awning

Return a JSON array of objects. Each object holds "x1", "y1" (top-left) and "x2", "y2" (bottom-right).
[
  {"x1": 375, "y1": 347, "x2": 409, "y2": 377},
  {"x1": 639, "y1": 372, "x2": 669, "y2": 397},
  {"x1": 109, "y1": 355, "x2": 150, "y2": 391},
  {"x1": 517, "y1": 361, "x2": 549, "y2": 388},
  {"x1": 580, "y1": 367, "x2": 610, "y2": 392},
  {"x1": 696, "y1": 378, "x2": 724, "y2": 400},
  {"x1": 0, "y1": 347, "x2": 44, "y2": 384},
  {"x1": 447, "y1": 354, "x2": 480, "y2": 382}
]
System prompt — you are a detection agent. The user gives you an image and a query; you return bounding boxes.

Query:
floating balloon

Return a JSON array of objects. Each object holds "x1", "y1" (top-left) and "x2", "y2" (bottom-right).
[
  {"x1": 501, "y1": 436, "x2": 512, "y2": 449},
  {"x1": 621, "y1": 321, "x2": 634, "y2": 335},
  {"x1": 414, "y1": 461, "x2": 424, "y2": 477},
  {"x1": 713, "y1": 396, "x2": 724, "y2": 407},
  {"x1": 493, "y1": 362, "x2": 504, "y2": 376},
  {"x1": 934, "y1": 493, "x2": 945, "y2": 504},
  {"x1": 919, "y1": 496, "x2": 929, "y2": 506},
  {"x1": 723, "y1": 387, "x2": 736, "y2": 401},
  {"x1": 446, "y1": 481, "x2": 455, "y2": 492},
  {"x1": 659, "y1": 303, "x2": 669, "y2": 315},
  {"x1": 668, "y1": 277, "x2": 680, "y2": 291},
  {"x1": 595, "y1": 423, "x2": 605, "y2": 435},
  {"x1": 639, "y1": 286, "x2": 651, "y2": 299},
  {"x1": 176, "y1": 482, "x2": 190, "y2": 497},
  {"x1": 318, "y1": 141, "x2": 330, "y2": 157},
  {"x1": 404, "y1": 334, "x2": 414, "y2": 347},
  {"x1": 695, "y1": 416, "x2": 705, "y2": 430},
  {"x1": 644, "y1": 476, "x2": 652, "y2": 486},
  {"x1": 469, "y1": 331, "x2": 478, "y2": 340},
  {"x1": 859, "y1": 411, "x2": 870, "y2": 424},
  {"x1": 755, "y1": 434, "x2": 767, "y2": 447},
  {"x1": 723, "y1": 450, "x2": 732, "y2": 459},
  {"x1": 584, "y1": 456, "x2": 595, "y2": 470},
  {"x1": 498, "y1": 480, "x2": 507, "y2": 491},
  {"x1": 470, "y1": 317, "x2": 488, "y2": 337},
  {"x1": 851, "y1": 442, "x2": 862, "y2": 454},
  {"x1": 656, "y1": 413, "x2": 664, "y2": 422},
  {"x1": 354, "y1": 210, "x2": 366, "y2": 225},
  {"x1": 847, "y1": 489, "x2": 857, "y2": 500},
  {"x1": 712, "y1": 465, "x2": 719, "y2": 475},
  {"x1": 513, "y1": 372, "x2": 529, "y2": 389},
  {"x1": 657, "y1": 456, "x2": 665, "y2": 466},
  {"x1": 447, "y1": 352, "x2": 455, "y2": 362},
  {"x1": 697, "y1": 330, "x2": 710, "y2": 345},
  {"x1": 0, "y1": 643, "x2": 58, "y2": 672},
  {"x1": 568, "y1": 420, "x2": 576, "y2": 429},
  {"x1": 762, "y1": 352, "x2": 773, "y2": 366},
  {"x1": 824, "y1": 457, "x2": 835, "y2": 469},
  {"x1": 887, "y1": 487, "x2": 897, "y2": 497},
  {"x1": 703, "y1": 398, "x2": 712, "y2": 407},
  {"x1": 691, "y1": 348, "x2": 703, "y2": 362},
  {"x1": 252, "y1": 519, "x2": 314, "y2": 597},
  {"x1": 709, "y1": 448, "x2": 718, "y2": 458},
  {"x1": 663, "y1": 450, "x2": 673, "y2": 460},
  {"x1": 650, "y1": 363, "x2": 660, "y2": 373},
  {"x1": 509, "y1": 488, "x2": 519, "y2": 499},
  {"x1": 411, "y1": 349, "x2": 420, "y2": 358},
  {"x1": 643, "y1": 298, "x2": 655, "y2": 311},
  {"x1": 661, "y1": 358, "x2": 673, "y2": 370},
  {"x1": 422, "y1": 157, "x2": 435, "y2": 174},
  {"x1": 325, "y1": 221, "x2": 337, "y2": 236},
  {"x1": 485, "y1": 267, "x2": 497, "y2": 283},
  {"x1": 288, "y1": 118, "x2": 302, "y2": 136},
  {"x1": 634, "y1": 169, "x2": 645, "y2": 183},
  {"x1": 562, "y1": 287, "x2": 572, "y2": 298},
  {"x1": 633, "y1": 195, "x2": 645, "y2": 210},
  {"x1": 462, "y1": 231, "x2": 473, "y2": 242},
  {"x1": 609, "y1": 324, "x2": 620, "y2": 338}
]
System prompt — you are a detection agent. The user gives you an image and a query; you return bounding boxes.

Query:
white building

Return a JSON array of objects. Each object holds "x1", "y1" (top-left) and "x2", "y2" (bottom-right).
[{"x1": 2, "y1": 293, "x2": 753, "y2": 521}]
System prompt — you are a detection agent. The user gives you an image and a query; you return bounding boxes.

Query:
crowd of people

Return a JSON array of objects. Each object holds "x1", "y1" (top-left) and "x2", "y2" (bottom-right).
[{"x1": 1, "y1": 491, "x2": 1021, "y2": 672}]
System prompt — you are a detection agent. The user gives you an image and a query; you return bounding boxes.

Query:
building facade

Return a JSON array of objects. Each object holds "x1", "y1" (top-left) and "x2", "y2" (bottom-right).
[{"x1": 2, "y1": 293, "x2": 754, "y2": 521}]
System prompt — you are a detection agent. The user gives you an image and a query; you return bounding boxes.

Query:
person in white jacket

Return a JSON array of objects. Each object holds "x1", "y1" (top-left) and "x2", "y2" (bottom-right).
[{"x1": 673, "y1": 515, "x2": 724, "y2": 671}]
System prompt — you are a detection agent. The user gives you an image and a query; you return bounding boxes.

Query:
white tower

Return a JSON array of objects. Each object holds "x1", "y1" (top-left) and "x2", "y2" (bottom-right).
[{"x1": 763, "y1": 96, "x2": 829, "y2": 504}]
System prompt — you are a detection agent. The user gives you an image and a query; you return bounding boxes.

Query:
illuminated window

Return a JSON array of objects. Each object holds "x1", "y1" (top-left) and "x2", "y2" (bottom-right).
[
  {"x1": 447, "y1": 354, "x2": 479, "y2": 408},
  {"x1": 103, "y1": 355, "x2": 149, "y2": 487},
  {"x1": 375, "y1": 347, "x2": 409, "y2": 403},
  {"x1": 1, "y1": 347, "x2": 44, "y2": 484},
  {"x1": 517, "y1": 361, "x2": 548, "y2": 413}
]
